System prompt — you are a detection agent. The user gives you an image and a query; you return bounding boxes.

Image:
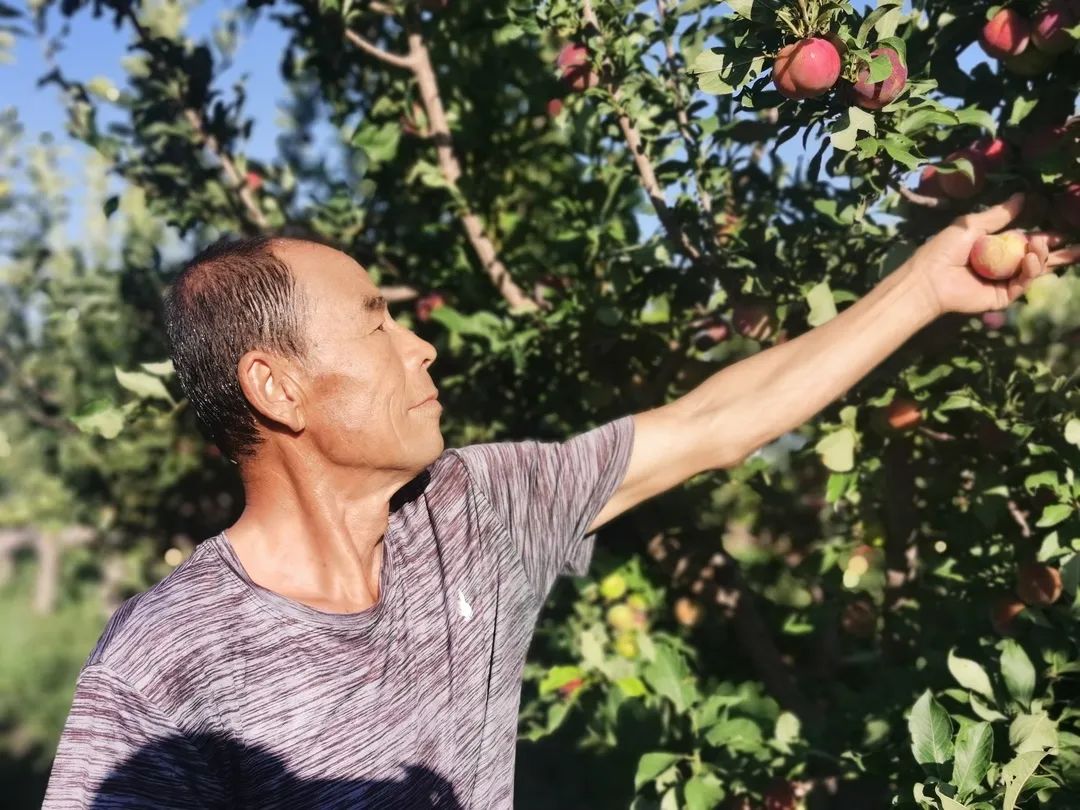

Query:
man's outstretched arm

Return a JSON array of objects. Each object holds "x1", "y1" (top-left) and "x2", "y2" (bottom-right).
[{"x1": 588, "y1": 194, "x2": 1077, "y2": 534}]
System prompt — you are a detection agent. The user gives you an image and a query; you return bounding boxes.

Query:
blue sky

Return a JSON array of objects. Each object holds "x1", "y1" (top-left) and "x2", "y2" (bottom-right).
[{"x1": 4, "y1": 0, "x2": 986, "y2": 248}]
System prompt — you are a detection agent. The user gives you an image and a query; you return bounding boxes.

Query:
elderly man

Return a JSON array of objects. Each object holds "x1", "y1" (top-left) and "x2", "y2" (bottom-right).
[{"x1": 43, "y1": 194, "x2": 1074, "y2": 808}]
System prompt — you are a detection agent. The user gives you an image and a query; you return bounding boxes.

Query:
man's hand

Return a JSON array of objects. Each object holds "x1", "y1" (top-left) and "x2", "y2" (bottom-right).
[{"x1": 906, "y1": 192, "x2": 1080, "y2": 316}]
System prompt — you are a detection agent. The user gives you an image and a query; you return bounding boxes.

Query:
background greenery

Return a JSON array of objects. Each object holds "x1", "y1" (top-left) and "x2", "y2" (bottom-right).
[{"x1": 1, "y1": 0, "x2": 1078, "y2": 807}]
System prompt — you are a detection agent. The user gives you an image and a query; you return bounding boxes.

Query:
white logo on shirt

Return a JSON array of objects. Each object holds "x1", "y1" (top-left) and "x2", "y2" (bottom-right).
[{"x1": 457, "y1": 589, "x2": 473, "y2": 621}]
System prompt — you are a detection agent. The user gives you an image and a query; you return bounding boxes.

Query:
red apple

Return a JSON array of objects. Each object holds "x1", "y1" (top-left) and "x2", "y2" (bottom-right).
[
  {"x1": 980, "y1": 8, "x2": 1032, "y2": 59},
  {"x1": 415, "y1": 292, "x2": 445, "y2": 322},
  {"x1": 969, "y1": 231, "x2": 1028, "y2": 280},
  {"x1": 971, "y1": 137, "x2": 1012, "y2": 171},
  {"x1": 772, "y1": 37, "x2": 842, "y2": 100},
  {"x1": 245, "y1": 170, "x2": 262, "y2": 191},
  {"x1": 546, "y1": 98, "x2": 564, "y2": 118},
  {"x1": 732, "y1": 300, "x2": 776, "y2": 341},
  {"x1": 692, "y1": 324, "x2": 730, "y2": 351},
  {"x1": 851, "y1": 47, "x2": 908, "y2": 110},
  {"x1": 764, "y1": 781, "x2": 798, "y2": 810},
  {"x1": 991, "y1": 595, "x2": 1026, "y2": 636},
  {"x1": 981, "y1": 310, "x2": 1008, "y2": 330},
  {"x1": 938, "y1": 150, "x2": 986, "y2": 199},
  {"x1": 1032, "y1": 1, "x2": 1077, "y2": 54},
  {"x1": 886, "y1": 398, "x2": 921, "y2": 431},
  {"x1": 916, "y1": 165, "x2": 943, "y2": 196},
  {"x1": 1021, "y1": 124, "x2": 1071, "y2": 163},
  {"x1": 1016, "y1": 562, "x2": 1063, "y2": 606},
  {"x1": 557, "y1": 43, "x2": 598, "y2": 92}
]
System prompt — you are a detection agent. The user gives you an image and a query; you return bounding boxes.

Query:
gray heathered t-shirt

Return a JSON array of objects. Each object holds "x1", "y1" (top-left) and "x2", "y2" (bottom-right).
[{"x1": 42, "y1": 415, "x2": 635, "y2": 809}]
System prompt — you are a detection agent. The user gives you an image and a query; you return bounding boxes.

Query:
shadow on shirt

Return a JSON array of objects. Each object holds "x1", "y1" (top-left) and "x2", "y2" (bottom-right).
[{"x1": 89, "y1": 730, "x2": 464, "y2": 809}]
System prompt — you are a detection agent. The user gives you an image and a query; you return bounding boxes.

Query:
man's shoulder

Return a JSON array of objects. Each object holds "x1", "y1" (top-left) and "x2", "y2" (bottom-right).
[{"x1": 86, "y1": 537, "x2": 236, "y2": 692}]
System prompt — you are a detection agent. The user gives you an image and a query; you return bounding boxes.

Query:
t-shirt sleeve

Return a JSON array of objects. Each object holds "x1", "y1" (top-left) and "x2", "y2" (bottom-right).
[
  {"x1": 42, "y1": 664, "x2": 226, "y2": 809},
  {"x1": 452, "y1": 415, "x2": 635, "y2": 604}
]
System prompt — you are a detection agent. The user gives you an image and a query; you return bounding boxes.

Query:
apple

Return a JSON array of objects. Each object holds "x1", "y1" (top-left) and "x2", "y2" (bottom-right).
[
  {"x1": 840, "y1": 599, "x2": 877, "y2": 639},
  {"x1": 599, "y1": 572, "x2": 627, "y2": 601},
  {"x1": 732, "y1": 300, "x2": 776, "y2": 341},
  {"x1": 1021, "y1": 124, "x2": 1070, "y2": 164},
  {"x1": 851, "y1": 47, "x2": 908, "y2": 110},
  {"x1": 415, "y1": 292, "x2": 445, "y2": 322},
  {"x1": 764, "y1": 781, "x2": 798, "y2": 810},
  {"x1": 613, "y1": 633, "x2": 638, "y2": 659},
  {"x1": 969, "y1": 231, "x2": 1028, "y2": 280},
  {"x1": 1016, "y1": 562, "x2": 1063, "y2": 606},
  {"x1": 771, "y1": 37, "x2": 842, "y2": 100},
  {"x1": 557, "y1": 43, "x2": 598, "y2": 92},
  {"x1": 938, "y1": 150, "x2": 986, "y2": 199},
  {"x1": 627, "y1": 594, "x2": 649, "y2": 629},
  {"x1": 886, "y1": 397, "x2": 921, "y2": 431},
  {"x1": 546, "y1": 98, "x2": 564, "y2": 118},
  {"x1": 1055, "y1": 183, "x2": 1080, "y2": 230},
  {"x1": 557, "y1": 677, "x2": 584, "y2": 698},
  {"x1": 991, "y1": 595, "x2": 1026, "y2": 636},
  {"x1": 971, "y1": 137, "x2": 1012, "y2": 171},
  {"x1": 1004, "y1": 44, "x2": 1057, "y2": 75},
  {"x1": 981, "y1": 310, "x2": 1008, "y2": 330},
  {"x1": 245, "y1": 170, "x2": 263, "y2": 191},
  {"x1": 1032, "y1": 1, "x2": 1077, "y2": 54},
  {"x1": 692, "y1": 324, "x2": 730, "y2": 351},
  {"x1": 607, "y1": 603, "x2": 637, "y2": 631},
  {"x1": 980, "y1": 8, "x2": 1032, "y2": 59},
  {"x1": 916, "y1": 165, "x2": 942, "y2": 196},
  {"x1": 674, "y1": 596, "x2": 702, "y2": 627}
]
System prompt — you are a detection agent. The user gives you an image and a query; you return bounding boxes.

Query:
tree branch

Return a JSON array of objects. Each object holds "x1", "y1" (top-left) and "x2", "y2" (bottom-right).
[
  {"x1": 182, "y1": 108, "x2": 269, "y2": 231},
  {"x1": 582, "y1": 0, "x2": 702, "y2": 263},
  {"x1": 898, "y1": 185, "x2": 944, "y2": 209},
  {"x1": 344, "y1": 27, "x2": 417, "y2": 71}
]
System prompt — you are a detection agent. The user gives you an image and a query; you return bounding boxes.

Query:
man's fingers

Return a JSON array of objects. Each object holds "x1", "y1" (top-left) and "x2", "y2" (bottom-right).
[
  {"x1": 1020, "y1": 251, "x2": 1043, "y2": 282},
  {"x1": 1048, "y1": 244, "x2": 1080, "y2": 268},
  {"x1": 1025, "y1": 232, "x2": 1050, "y2": 266},
  {"x1": 956, "y1": 192, "x2": 1027, "y2": 233}
]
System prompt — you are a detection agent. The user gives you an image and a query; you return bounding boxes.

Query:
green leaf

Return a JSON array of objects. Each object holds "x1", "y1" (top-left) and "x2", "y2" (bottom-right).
[
  {"x1": 868, "y1": 52, "x2": 895, "y2": 83},
  {"x1": 1002, "y1": 750, "x2": 1047, "y2": 810},
  {"x1": 642, "y1": 645, "x2": 697, "y2": 713},
  {"x1": 935, "y1": 789, "x2": 969, "y2": 810},
  {"x1": 947, "y1": 649, "x2": 994, "y2": 699},
  {"x1": 139, "y1": 359, "x2": 174, "y2": 376},
  {"x1": 951, "y1": 721, "x2": 993, "y2": 799},
  {"x1": 114, "y1": 367, "x2": 174, "y2": 404},
  {"x1": 1009, "y1": 713, "x2": 1057, "y2": 753},
  {"x1": 909, "y1": 690, "x2": 954, "y2": 765},
  {"x1": 1001, "y1": 640, "x2": 1036, "y2": 707},
  {"x1": 684, "y1": 775, "x2": 725, "y2": 810},
  {"x1": 1064, "y1": 418, "x2": 1080, "y2": 447},
  {"x1": 635, "y1": 752, "x2": 682, "y2": 791},
  {"x1": 615, "y1": 676, "x2": 647, "y2": 698},
  {"x1": 774, "y1": 711, "x2": 800, "y2": 745},
  {"x1": 538, "y1": 665, "x2": 583, "y2": 696},
  {"x1": 816, "y1": 428, "x2": 856, "y2": 472},
  {"x1": 640, "y1": 294, "x2": 670, "y2": 325},
  {"x1": 704, "y1": 717, "x2": 763, "y2": 751},
  {"x1": 72, "y1": 399, "x2": 125, "y2": 440},
  {"x1": 1036, "y1": 503, "x2": 1072, "y2": 528},
  {"x1": 805, "y1": 281, "x2": 838, "y2": 326}
]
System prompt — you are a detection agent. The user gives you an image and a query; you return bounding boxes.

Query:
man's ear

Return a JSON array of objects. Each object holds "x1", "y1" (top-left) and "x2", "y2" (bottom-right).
[{"x1": 236, "y1": 350, "x2": 306, "y2": 433}]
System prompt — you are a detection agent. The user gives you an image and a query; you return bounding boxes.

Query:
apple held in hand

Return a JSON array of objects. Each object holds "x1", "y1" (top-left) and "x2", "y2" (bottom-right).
[
  {"x1": 968, "y1": 231, "x2": 1028, "y2": 280},
  {"x1": 772, "y1": 37, "x2": 842, "y2": 100}
]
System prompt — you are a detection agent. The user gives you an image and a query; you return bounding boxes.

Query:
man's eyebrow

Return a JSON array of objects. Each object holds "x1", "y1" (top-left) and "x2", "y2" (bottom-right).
[{"x1": 361, "y1": 295, "x2": 387, "y2": 314}]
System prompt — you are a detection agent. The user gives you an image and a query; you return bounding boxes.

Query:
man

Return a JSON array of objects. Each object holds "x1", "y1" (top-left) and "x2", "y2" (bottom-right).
[{"x1": 43, "y1": 194, "x2": 1075, "y2": 808}]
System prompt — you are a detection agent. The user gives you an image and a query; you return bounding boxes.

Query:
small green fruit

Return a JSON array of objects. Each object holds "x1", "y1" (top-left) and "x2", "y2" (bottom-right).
[
  {"x1": 599, "y1": 573, "x2": 627, "y2": 601},
  {"x1": 606, "y1": 603, "x2": 636, "y2": 631},
  {"x1": 613, "y1": 633, "x2": 639, "y2": 659}
]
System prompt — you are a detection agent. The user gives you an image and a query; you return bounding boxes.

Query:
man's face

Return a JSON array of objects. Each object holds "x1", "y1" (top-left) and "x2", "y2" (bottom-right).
[{"x1": 277, "y1": 240, "x2": 444, "y2": 476}]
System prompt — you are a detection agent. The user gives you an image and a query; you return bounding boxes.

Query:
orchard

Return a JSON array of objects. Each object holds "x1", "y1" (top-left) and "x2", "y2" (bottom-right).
[{"x1": 1, "y1": 0, "x2": 1079, "y2": 808}]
